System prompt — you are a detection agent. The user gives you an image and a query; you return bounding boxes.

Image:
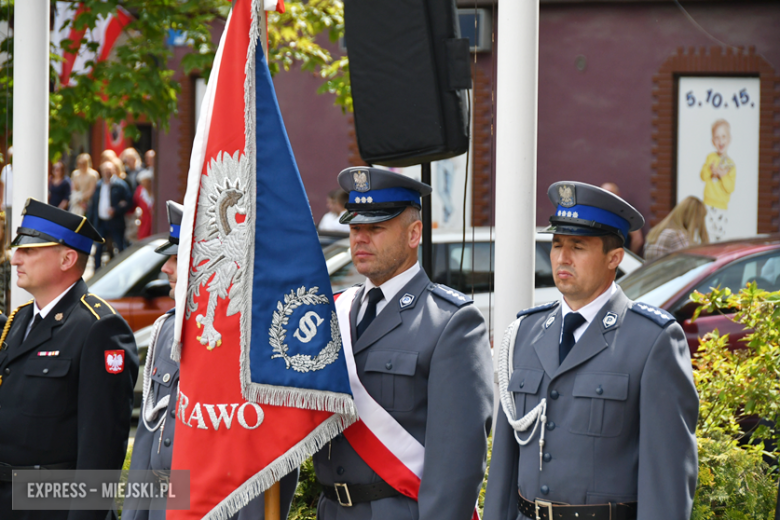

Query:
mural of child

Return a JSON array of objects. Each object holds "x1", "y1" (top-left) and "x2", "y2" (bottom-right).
[{"x1": 700, "y1": 118, "x2": 736, "y2": 241}]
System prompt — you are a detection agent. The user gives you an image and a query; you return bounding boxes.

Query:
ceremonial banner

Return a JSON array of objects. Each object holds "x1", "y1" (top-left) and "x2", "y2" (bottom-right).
[{"x1": 170, "y1": 1, "x2": 357, "y2": 518}]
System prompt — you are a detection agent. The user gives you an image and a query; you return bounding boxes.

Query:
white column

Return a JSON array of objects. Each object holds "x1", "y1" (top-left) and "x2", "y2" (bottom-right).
[
  {"x1": 11, "y1": 0, "x2": 50, "y2": 309},
  {"x1": 494, "y1": 4, "x2": 539, "y2": 341}
]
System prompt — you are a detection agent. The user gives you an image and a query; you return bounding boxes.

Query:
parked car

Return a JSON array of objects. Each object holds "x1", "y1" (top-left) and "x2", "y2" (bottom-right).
[
  {"x1": 618, "y1": 234, "x2": 780, "y2": 354},
  {"x1": 89, "y1": 232, "x2": 350, "y2": 332},
  {"x1": 325, "y1": 227, "x2": 644, "y2": 321}
]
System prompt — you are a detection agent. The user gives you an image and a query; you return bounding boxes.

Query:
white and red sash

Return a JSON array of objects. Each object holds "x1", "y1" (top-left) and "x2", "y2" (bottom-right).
[{"x1": 335, "y1": 287, "x2": 479, "y2": 520}]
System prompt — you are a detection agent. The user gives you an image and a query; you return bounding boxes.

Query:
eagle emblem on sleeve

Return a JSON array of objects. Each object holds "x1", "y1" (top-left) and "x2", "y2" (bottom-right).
[{"x1": 105, "y1": 350, "x2": 125, "y2": 373}]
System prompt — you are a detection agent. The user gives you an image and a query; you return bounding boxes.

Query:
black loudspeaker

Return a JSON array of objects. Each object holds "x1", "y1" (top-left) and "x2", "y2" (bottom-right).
[{"x1": 344, "y1": 0, "x2": 471, "y2": 167}]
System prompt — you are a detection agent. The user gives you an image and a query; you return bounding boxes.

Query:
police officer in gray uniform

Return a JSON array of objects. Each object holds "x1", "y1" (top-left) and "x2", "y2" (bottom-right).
[
  {"x1": 123, "y1": 202, "x2": 298, "y2": 520},
  {"x1": 312, "y1": 167, "x2": 494, "y2": 520},
  {"x1": 484, "y1": 181, "x2": 698, "y2": 520}
]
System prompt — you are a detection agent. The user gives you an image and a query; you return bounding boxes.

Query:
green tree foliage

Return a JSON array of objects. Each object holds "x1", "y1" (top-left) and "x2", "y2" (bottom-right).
[
  {"x1": 690, "y1": 283, "x2": 780, "y2": 519},
  {"x1": 0, "y1": 0, "x2": 350, "y2": 161}
]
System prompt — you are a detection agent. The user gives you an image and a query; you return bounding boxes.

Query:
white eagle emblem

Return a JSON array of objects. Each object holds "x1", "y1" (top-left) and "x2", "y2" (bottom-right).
[
  {"x1": 186, "y1": 151, "x2": 250, "y2": 350},
  {"x1": 105, "y1": 351, "x2": 124, "y2": 373}
]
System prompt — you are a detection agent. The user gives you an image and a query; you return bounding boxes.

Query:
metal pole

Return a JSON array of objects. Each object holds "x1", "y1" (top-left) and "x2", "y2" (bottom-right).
[
  {"x1": 11, "y1": 0, "x2": 50, "y2": 309},
  {"x1": 494, "y1": 3, "x2": 539, "y2": 338},
  {"x1": 420, "y1": 162, "x2": 432, "y2": 277}
]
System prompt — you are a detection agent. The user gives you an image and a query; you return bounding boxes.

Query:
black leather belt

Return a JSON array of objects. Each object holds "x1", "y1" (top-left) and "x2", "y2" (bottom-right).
[
  {"x1": 0, "y1": 461, "x2": 74, "y2": 482},
  {"x1": 518, "y1": 491, "x2": 637, "y2": 520},
  {"x1": 322, "y1": 480, "x2": 401, "y2": 507}
]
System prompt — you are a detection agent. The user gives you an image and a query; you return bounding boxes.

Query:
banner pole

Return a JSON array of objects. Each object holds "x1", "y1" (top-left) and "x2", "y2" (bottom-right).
[{"x1": 264, "y1": 481, "x2": 281, "y2": 520}]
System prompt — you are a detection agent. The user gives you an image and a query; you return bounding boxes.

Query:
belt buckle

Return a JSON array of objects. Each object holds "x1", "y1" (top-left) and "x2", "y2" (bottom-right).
[
  {"x1": 334, "y1": 483, "x2": 352, "y2": 507},
  {"x1": 534, "y1": 499, "x2": 553, "y2": 520}
]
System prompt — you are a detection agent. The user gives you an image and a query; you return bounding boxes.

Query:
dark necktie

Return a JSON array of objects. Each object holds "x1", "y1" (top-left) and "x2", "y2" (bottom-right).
[
  {"x1": 356, "y1": 288, "x2": 384, "y2": 340},
  {"x1": 559, "y1": 312, "x2": 586, "y2": 364},
  {"x1": 25, "y1": 313, "x2": 43, "y2": 340}
]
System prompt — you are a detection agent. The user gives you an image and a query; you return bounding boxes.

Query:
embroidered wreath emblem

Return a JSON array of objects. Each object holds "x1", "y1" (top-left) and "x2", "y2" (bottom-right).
[{"x1": 269, "y1": 286, "x2": 341, "y2": 372}]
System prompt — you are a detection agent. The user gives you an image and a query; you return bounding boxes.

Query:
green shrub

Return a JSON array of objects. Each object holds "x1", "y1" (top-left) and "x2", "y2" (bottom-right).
[{"x1": 690, "y1": 283, "x2": 780, "y2": 518}]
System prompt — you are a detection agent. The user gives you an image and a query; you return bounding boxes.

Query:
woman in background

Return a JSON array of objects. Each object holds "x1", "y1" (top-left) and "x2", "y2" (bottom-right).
[
  {"x1": 49, "y1": 161, "x2": 71, "y2": 210},
  {"x1": 644, "y1": 196, "x2": 709, "y2": 261},
  {"x1": 70, "y1": 153, "x2": 99, "y2": 216}
]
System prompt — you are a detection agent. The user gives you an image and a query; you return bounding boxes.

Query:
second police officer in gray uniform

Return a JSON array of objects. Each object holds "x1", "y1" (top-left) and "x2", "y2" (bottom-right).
[
  {"x1": 313, "y1": 167, "x2": 494, "y2": 520},
  {"x1": 484, "y1": 182, "x2": 699, "y2": 520},
  {"x1": 123, "y1": 202, "x2": 298, "y2": 520}
]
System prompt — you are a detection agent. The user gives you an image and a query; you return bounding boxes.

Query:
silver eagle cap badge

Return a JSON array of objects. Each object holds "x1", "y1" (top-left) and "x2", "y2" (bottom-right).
[
  {"x1": 558, "y1": 184, "x2": 576, "y2": 208},
  {"x1": 353, "y1": 169, "x2": 370, "y2": 193}
]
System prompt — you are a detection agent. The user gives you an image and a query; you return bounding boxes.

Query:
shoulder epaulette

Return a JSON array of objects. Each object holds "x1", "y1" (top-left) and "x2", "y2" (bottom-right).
[
  {"x1": 80, "y1": 293, "x2": 117, "y2": 320},
  {"x1": 517, "y1": 300, "x2": 559, "y2": 318},
  {"x1": 428, "y1": 283, "x2": 472, "y2": 307},
  {"x1": 630, "y1": 302, "x2": 675, "y2": 327},
  {"x1": 0, "y1": 300, "x2": 33, "y2": 346}
]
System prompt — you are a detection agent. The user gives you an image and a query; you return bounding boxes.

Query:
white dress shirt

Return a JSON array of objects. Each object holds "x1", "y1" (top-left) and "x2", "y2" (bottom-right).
[
  {"x1": 25, "y1": 282, "x2": 78, "y2": 339},
  {"x1": 98, "y1": 181, "x2": 112, "y2": 220},
  {"x1": 560, "y1": 282, "x2": 617, "y2": 343},
  {"x1": 356, "y1": 262, "x2": 421, "y2": 323}
]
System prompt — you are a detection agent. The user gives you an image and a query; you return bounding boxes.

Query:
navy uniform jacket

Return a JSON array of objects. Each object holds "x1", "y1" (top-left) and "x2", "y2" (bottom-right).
[
  {"x1": 313, "y1": 269, "x2": 494, "y2": 520},
  {"x1": 0, "y1": 279, "x2": 139, "y2": 520},
  {"x1": 483, "y1": 288, "x2": 698, "y2": 520},
  {"x1": 124, "y1": 311, "x2": 298, "y2": 520}
]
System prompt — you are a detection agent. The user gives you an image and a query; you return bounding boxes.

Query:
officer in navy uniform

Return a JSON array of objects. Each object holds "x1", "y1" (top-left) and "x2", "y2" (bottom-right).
[
  {"x1": 483, "y1": 181, "x2": 699, "y2": 520},
  {"x1": 123, "y1": 201, "x2": 298, "y2": 520},
  {"x1": 312, "y1": 167, "x2": 494, "y2": 520},
  {"x1": 0, "y1": 198, "x2": 139, "y2": 520}
]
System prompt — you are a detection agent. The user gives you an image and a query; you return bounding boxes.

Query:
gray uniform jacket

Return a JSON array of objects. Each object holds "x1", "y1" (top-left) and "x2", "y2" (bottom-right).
[
  {"x1": 483, "y1": 288, "x2": 698, "y2": 520},
  {"x1": 124, "y1": 311, "x2": 298, "y2": 520},
  {"x1": 313, "y1": 269, "x2": 494, "y2": 520}
]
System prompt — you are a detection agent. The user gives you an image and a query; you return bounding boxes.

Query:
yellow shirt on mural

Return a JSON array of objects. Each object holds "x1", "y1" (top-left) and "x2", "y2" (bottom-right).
[{"x1": 700, "y1": 152, "x2": 736, "y2": 210}]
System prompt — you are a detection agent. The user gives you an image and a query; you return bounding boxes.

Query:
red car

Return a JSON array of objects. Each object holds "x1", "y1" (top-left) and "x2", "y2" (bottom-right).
[{"x1": 619, "y1": 235, "x2": 780, "y2": 355}]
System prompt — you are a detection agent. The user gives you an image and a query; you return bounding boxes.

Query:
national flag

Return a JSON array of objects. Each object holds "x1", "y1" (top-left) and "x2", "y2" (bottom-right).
[
  {"x1": 52, "y1": 2, "x2": 132, "y2": 87},
  {"x1": 169, "y1": 0, "x2": 357, "y2": 518}
]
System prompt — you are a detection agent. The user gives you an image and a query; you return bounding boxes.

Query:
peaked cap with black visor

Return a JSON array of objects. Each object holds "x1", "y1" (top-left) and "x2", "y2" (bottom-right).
[
  {"x1": 543, "y1": 181, "x2": 644, "y2": 244},
  {"x1": 155, "y1": 201, "x2": 183, "y2": 256},
  {"x1": 337, "y1": 167, "x2": 432, "y2": 225},
  {"x1": 11, "y1": 198, "x2": 103, "y2": 254}
]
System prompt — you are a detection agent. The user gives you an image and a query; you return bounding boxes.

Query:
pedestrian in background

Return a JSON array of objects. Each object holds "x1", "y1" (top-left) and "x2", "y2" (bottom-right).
[
  {"x1": 318, "y1": 189, "x2": 349, "y2": 233},
  {"x1": 48, "y1": 161, "x2": 71, "y2": 210},
  {"x1": 1, "y1": 146, "x2": 13, "y2": 235},
  {"x1": 0, "y1": 211, "x2": 10, "y2": 315},
  {"x1": 88, "y1": 160, "x2": 132, "y2": 269},
  {"x1": 644, "y1": 195, "x2": 709, "y2": 262},
  {"x1": 121, "y1": 147, "x2": 143, "y2": 192},
  {"x1": 133, "y1": 169, "x2": 154, "y2": 240},
  {"x1": 69, "y1": 153, "x2": 99, "y2": 217}
]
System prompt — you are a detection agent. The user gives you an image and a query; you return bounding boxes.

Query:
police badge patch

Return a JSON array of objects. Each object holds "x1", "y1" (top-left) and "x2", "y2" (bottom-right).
[
  {"x1": 558, "y1": 184, "x2": 576, "y2": 208},
  {"x1": 603, "y1": 311, "x2": 618, "y2": 329},
  {"x1": 353, "y1": 169, "x2": 370, "y2": 192}
]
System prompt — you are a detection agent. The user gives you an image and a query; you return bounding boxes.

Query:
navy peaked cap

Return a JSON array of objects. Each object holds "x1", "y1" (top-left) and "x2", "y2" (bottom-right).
[{"x1": 12, "y1": 198, "x2": 103, "y2": 254}]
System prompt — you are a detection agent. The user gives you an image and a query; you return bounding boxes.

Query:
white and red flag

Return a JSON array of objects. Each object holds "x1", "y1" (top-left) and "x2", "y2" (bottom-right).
[
  {"x1": 52, "y1": 2, "x2": 132, "y2": 87},
  {"x1": 169, "y1": 1, "x2": 357, "y2": 518}
]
